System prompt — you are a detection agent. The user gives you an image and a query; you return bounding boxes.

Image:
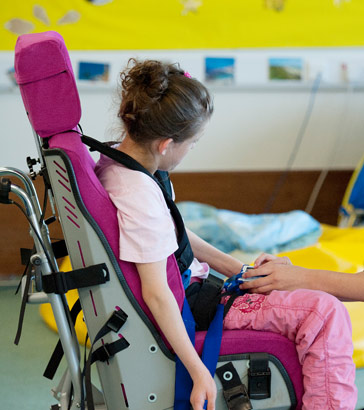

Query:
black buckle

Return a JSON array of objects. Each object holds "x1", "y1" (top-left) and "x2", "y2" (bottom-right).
[
  {"x1": 93, "y1": 343, "x2": 112, "y2": 363},
  {"x1": 91, "y1": 338, "x2": 130, "y2": 364},
  {"x1": 248, "y1": 367, "x2": 271, "y2": 400},
  {"x1": 206, "y1": 273, "x2": 224, "y2": 289},
  {"x1": 100, "y1": 344, "x2": 111, "y2": 362},
  {"x1": 106, "y1": 309, "x2": 128, "y2": 333},
  {"x1": 223, "y1": 384, "x2": 252, "y2": 410}
]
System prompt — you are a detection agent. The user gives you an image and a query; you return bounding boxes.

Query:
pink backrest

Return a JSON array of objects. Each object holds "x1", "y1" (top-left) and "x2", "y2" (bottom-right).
[{"x1": 14, "y1": 31, "x2": 81, "y2": 139}]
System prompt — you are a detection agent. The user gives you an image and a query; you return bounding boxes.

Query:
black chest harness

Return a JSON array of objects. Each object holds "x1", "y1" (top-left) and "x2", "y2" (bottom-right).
[{"x1": 81, "y1": 134, "x2": 194, "y2": 274}]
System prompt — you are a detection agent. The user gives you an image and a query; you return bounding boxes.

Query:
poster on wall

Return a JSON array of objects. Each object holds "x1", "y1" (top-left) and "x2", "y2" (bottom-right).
[
  {"x1": 1, "y1": 1, "x2": 364, "y2": 51},
  {"x1": 205, "y1": 57, "x2": 235, "y2": 85},
  {"x1": 268, "y1": 57, "x2": 304, "y2": 81},
  {"x1": 78, "y1": 62, "x2": 110, "y2": 82}
]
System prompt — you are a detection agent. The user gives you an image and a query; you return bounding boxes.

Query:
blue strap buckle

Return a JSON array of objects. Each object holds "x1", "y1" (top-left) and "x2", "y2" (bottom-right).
[{"x1": 223, "y1": 264, "x2": 253, "y2": 295}]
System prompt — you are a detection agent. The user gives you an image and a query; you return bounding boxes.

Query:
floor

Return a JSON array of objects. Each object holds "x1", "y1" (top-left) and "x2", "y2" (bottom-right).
[
  {"x1": 1, "y1": 285, "x2": 364, "y2": 409},
  {"x1": 0, "y1": 286, "x2": 69, "y2": 410}
]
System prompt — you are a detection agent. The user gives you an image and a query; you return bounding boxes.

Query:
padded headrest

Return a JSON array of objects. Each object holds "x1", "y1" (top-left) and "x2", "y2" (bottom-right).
[{"x1": 14, "y1": 31, "x2": 81, "y2": 138}]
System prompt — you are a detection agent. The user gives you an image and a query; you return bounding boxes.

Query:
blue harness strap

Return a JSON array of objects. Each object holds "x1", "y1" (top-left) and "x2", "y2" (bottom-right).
[
  {"x1": 174, "y1": 299, "x2": 195, "y2": 410},
  {"x1": 201, "y1": 303, "x2": 224, "y2": 377},
  {"x1": 174, "y1": 298, "x2": 224, "y2": 410}
]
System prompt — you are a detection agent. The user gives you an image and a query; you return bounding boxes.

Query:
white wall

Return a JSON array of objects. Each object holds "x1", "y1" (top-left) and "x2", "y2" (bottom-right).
[{"x1": 1, "y1": 48, "x2": 364, "y2": 172}]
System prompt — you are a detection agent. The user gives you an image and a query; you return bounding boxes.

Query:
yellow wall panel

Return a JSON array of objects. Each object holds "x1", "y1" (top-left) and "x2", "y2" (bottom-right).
[{"x1": 1, "y1": 0, "x2": 364, "y2": 50}]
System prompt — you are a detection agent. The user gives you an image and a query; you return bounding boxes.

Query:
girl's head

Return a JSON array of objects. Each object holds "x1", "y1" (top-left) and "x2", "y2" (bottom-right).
[{"x1": 118, "y1": 59, "x2": 214, "y2": 145}]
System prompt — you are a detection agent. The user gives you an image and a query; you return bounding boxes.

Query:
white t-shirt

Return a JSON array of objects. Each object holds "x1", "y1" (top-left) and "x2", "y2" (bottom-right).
[{"x1": 95, "y1": 153, "x2": 209, "y2": 279}]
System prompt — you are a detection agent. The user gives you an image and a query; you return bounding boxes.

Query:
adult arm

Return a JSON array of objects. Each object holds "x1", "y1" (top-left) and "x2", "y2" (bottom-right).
[
  {"x1": 186, "y1": 228, "x2": 242, "y2": 278},
  {"x1": 136, "y1": 259, "x2": 216, "y2": 410},
  {"x1": 240, "y1": 253, "x2": 364, "y2": 301}
]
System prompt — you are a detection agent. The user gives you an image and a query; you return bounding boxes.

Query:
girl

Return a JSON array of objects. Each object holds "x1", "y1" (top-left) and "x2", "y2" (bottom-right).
[{"x1": 95, "y1": 59, "x2": 357, "y2": 410}]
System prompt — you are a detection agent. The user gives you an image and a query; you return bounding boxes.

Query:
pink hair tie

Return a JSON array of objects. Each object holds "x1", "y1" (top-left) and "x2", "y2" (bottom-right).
[{"x1": 184, "y1": 71, "x2": 192, "y2": 78}]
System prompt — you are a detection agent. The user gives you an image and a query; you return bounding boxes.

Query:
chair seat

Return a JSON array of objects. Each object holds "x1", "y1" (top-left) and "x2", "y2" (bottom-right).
[{"x1": 195, "y1": 328, "x2": 303, "y2": 407}]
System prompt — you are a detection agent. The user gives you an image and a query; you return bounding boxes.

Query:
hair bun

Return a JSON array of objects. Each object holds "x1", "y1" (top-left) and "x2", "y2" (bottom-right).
[{"x1": 124, "y1": 59, "x2": 170, "y2": 103}]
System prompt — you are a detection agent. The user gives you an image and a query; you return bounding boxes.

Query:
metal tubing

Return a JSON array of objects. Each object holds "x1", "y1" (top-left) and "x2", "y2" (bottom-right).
[
  {"x1": 7, "y1": 182, "x2": 83, "y2": 407},
  {"x1": 47, "y1": 292, "x2": 83, "y2": 408},
  {"x1": 58, "y1": 370, "x2": 72, "y2": 409},
  {"x1": 32, "y1": 129, "x2": 45, "y2": 167},
  {"x1": 27, "y1": 292, "x2": 49, "y2": 304},
  {"x1": 10, "y1": 184, "x2": 47, "y2": 255},
  {"x1": 0, "y1": 167, "x2": 42, "y2": 219}
]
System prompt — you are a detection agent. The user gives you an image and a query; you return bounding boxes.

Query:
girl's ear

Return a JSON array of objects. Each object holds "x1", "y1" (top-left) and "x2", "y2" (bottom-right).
[{"x1": 158, "y1": 138, "x2": 173, "y2": 156}]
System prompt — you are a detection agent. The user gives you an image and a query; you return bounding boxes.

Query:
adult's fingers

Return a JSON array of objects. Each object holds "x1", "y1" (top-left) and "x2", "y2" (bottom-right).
[
  {"x1": 247, "y1": 283, "x2": 273, "y2": 294},
  {"x1": 270, "y1": 256, "x2": 292, "y2": 265},
  {"x1": 254, "y1": 254, "x2": 292, "y2": 268},
  {"x1": 240, "y1": 275, "x2": 271, "y2": 290},
  {"x1": 254, "y1": 253, "x2": 276, "y2": 267},
  {"x1": 242, "y1": 263, "x2": 271, "y2": 279}
]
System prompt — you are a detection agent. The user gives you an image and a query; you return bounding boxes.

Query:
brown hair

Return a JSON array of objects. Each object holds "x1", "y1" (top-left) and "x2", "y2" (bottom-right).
[{"x1": 118, "y1": 59, "x2": 213, "y2": 144}]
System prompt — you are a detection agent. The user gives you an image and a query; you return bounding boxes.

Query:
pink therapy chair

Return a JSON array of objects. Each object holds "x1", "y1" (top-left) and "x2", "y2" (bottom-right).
[{"x1": 8, "y1": 31, "x2": 303, "y2": 409}]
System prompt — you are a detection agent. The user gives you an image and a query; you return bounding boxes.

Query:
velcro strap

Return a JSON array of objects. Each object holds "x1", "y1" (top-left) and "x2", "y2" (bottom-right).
[
  {"x1": 51, "y1": 240, "x2": 68, "y2": 259},
  {"x1": 42, "y1": 263, "x2": 109, "y2": 294},
  {"x1": 84, "y1": 308, "x2": 129, "y2": 410},
  {"x1": 14, "y1": 259, "x2": 33, "y2": 346},
  {"x1": 20, "y1": 247, "x2": 33, "y2": 266},
  {"x1": 43, "y1": 299, "x2": 82, "y2": 380},
  {"x1": 91, "y1": 338, "x2": 130, "y2": 364},
  {"x1": 216, "y1": 362, "x2": 252, "y2": 410},
  {"x1": 0, "y1": 178, "x2": 11, "y2": 204},
  {"x1": 248, "y1": 353, "x2": 271, "y2": 400}
]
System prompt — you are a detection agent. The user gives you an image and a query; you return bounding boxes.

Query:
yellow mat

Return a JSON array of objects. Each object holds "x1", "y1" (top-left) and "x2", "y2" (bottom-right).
[
  {"x1": 279, "y1": 224, "x2": 364, "y2": 272},
  {"x1": 40, "y1": 224, "x2": 364, "y2": 366}
]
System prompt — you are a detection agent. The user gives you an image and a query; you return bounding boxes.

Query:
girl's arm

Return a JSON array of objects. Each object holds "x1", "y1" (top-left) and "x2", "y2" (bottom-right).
[
  {"x1": 240, "y1": 253, "x2": 364, "y2": 301},
  {"x1": 136, "y1": 259, "x2": 216, "y2": 410},
  {"x1": 186, "y1": 228, "x2": 242, "y2": 278}
]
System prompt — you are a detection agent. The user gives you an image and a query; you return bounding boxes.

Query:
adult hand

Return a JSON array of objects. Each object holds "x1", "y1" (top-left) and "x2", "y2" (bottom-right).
[
  {"x1": 253, "y1": 252, "x2": 292, "y2": 268},
  {"x1": 240, "y1": 257, "x2": 307, "y2": 294},
  {"x1": 190, "y1": 368, "x2": 216, "y2": 410}
]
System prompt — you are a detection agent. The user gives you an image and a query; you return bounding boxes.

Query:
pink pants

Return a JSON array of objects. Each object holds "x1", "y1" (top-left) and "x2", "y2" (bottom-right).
[{"x1": 223, "y1": 289, "x2": 357, "y2": 410}]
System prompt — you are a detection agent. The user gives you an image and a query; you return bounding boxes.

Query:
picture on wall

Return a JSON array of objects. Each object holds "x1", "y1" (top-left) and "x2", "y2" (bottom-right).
[
  {"x1": 205, "y1": 57, "x2": 235, "y2": 85},
  {"x1": 78, "y1": 61, "x2": 110, "y2": 82},
  {"x1": 268, "y1": 57, "x2": 303, "y2": 80}
]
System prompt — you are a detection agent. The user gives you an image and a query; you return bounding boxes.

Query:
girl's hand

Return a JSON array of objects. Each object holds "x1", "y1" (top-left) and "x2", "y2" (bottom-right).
[
  {"x1": 137, "y1": 260, "x2": 216, "y2": 409},
  {"x1": 190, "y1": 368, "x2": 216, "y2": 410},
  {"x1": 253, "y1": 252, "x2": 292, "y2": 268},
  {"x1": 240, "y1": 261, "x2": 305, "y2": 295}
]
